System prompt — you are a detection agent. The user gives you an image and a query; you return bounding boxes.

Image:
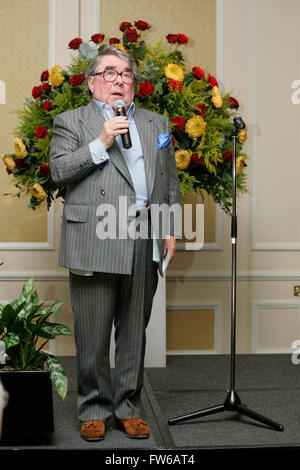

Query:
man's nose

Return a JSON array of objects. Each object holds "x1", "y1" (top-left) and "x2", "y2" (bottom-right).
[{"x1": 114, "y1": 73, "x2": 124, "y2": 85}]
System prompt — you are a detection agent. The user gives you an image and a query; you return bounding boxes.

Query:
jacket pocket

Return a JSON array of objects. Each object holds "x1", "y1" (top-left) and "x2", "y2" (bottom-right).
[{"x1": 64, "y1": 204, "x2": 88, "y2": 222}]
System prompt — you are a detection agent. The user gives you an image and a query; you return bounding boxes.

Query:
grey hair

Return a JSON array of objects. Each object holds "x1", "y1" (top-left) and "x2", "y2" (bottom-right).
[{"x1": 87, "y1": 45, "x2": 140, "y2": 84}]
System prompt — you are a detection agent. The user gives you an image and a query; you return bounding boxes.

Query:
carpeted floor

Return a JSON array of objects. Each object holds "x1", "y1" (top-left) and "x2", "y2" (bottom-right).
[{"x1": 1, "y1": 354, "x2": 300, "y2": 456}]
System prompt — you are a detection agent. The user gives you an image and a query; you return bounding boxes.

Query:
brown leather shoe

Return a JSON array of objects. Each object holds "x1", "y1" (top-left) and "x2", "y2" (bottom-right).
[
  {"x1": 116, "y1": 417, "x2": 150, "y2": 439},
  {"x1": 80, "y1": 419, "x2": 105, "y2": 441}
]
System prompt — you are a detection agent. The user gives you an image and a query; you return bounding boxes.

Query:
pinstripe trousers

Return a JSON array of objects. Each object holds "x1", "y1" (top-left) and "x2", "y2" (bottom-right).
[{"x1": 69, "y1": 218, "x2": 158, "y2": 422}]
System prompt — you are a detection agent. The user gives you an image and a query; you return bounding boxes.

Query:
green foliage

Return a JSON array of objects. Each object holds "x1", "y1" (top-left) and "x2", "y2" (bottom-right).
[
  {"x1": 2, "y1": 20, "x2": 248, "y2": 214},
  {"x1": 0, "y1": 278, "x2": 72, "y2": 399}
]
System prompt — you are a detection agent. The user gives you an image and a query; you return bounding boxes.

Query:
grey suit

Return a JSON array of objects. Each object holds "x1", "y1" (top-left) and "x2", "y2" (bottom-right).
[{"x1": 50, "y1": 99, "x2": 180, "y2": 421}]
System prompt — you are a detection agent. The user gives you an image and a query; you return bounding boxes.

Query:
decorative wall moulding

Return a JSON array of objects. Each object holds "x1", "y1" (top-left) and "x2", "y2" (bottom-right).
[
  {"x1": 167, "y1": 271, "x2": 300, "y2": 282},
  {"x1": 166, "y1": 301, "x2": 222, "y2": 354}
]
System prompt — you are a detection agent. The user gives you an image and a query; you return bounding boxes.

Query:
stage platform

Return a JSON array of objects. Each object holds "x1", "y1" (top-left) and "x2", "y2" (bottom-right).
[{"x1": 1, "y1": 354, "x2": 300, "y2": 461}]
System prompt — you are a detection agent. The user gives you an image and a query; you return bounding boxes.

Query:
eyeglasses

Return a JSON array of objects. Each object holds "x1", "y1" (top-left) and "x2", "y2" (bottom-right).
[{"x1": 92, "y1": 69, "x2": 135, "y2": 84}]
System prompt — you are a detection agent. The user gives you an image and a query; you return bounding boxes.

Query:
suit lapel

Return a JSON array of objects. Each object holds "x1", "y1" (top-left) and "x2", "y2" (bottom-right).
[
  {"x1": 134, "y1": 108, "x2": 157, "y2": 197},
  {"x1": 80, "y1": 100, "x2": 134, "y2": 189}
]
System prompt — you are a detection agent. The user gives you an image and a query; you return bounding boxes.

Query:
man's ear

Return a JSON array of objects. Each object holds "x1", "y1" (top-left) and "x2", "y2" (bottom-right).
[{"x1": 87, "y1": 76, "x2": 94, "y2": 95}]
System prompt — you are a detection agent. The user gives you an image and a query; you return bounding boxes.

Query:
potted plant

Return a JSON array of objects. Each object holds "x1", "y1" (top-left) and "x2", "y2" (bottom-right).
[{"x1": 0, "y1": 277, "x2": 72, "y2": 437}]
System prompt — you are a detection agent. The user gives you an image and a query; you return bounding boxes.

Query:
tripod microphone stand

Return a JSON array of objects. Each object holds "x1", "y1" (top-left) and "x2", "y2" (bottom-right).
[{"x1": 168, "y1": 117, "x2": 284, "y2": 432}]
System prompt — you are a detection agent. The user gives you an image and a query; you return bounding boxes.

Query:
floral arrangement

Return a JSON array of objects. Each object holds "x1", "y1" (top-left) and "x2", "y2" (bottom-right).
[{"x1": 1, "y1": 20, "x2": 248, "y2": 212}]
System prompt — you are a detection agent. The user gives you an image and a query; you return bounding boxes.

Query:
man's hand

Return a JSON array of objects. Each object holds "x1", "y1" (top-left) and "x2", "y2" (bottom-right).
[
  {"x1": 164, "y1": 235, "x2": 176, "y2": 262},
  {"x1": 99, "y1": 116, "x2": 130, "y2": 150}
]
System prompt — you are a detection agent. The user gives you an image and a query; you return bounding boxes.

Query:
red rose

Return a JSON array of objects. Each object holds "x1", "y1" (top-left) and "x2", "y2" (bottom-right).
[
  {"x1": 134, "y1": 20, "x2": 150, "y2": 31},
  {"x1": 120, "y1": 22, "x2": 132, "y2": 32},
  {"x1": 68, "y1": 37, "x2": 82, "y2": 49},
  {"x1": 15, "y1": 158, "x2": 24, "y2": 170},
  {"x1": 166, "y1": 34, "x2": 178, "y2": 44},
  {"x1": 69, "y1": 73, "x2": 85, "y2": 86},
  {"x1": 35, "y1": 125, "x2": 48, "y2": 139},
  {"x1": 40, "y1": 70, "x2": 49, "y2": 82},
  {"x1": 109, "y1": 37, "x2": 120, "y2": 44},
  {"x1": 208, "y1": 74, "x2": 218, "y2": 88},
  {"x1": 191, "y1": 153, "x2": 202, "y2": 164},
  {"x1": 137, "y1": 81, "x2": 154, "y2": 96},
  {"x1": 229, "y1": 96, "x2": 239, "y2": 109},
  {"x1": 126, "y1": 28, "x2": 140, "y2": 42},
  {"x1": 32, "y1": 85, "x2": 42, "y2": 99},
  {"x1": 41, "y1": 82, "x2": 51, "y2": 94},
  {"x1": 168, "y1": 79, "x2": 183, "y2": 91},
  {"x1": 222, "y1": 150, "x2": 233, "y2": 162},
  {"x1": 192, "y1": 66, "x2": 205, "y2": 80},
  {"x1": 177, "y1": 33, "x2": 189, "y2": 45},
  {"x1": 91, "y1": 34, "x2": 105, "y2": 44},
  {"x1": 40, "y1": 163, "x2": 50, "y2": 175},
  {"x1": 195, "y1": 104, "x2": 207, "y2": 115},
  {"x1": 43, "y1": 100, "x2": 52, "y2": 111},
  {"x1": 171, "y1": 116, "x2": 185, "y2": 131}
]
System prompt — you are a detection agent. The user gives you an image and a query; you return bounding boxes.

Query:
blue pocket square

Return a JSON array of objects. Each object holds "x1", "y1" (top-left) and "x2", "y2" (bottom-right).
[{"x1": 158, "y1": 132, "x2": 171, "y2": 149}]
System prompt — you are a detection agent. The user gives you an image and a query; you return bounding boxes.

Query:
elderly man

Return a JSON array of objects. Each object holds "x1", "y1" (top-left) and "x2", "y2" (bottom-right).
[{"x1": 50, "y1": 45, "x2": 180, "y2": 441}]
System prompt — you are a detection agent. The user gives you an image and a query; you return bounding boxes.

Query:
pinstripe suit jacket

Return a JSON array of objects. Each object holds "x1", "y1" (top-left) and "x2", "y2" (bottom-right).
[{"x1": 49, "y1": 99, "x2": 181, "y2": 275}]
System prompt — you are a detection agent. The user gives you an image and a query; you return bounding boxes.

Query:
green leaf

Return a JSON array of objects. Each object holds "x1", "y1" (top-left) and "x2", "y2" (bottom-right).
[
  {"x1": 154, "y1": 81, "x2": 163, "y2": 95},
  {"x1": 46, "y1": 355, "x2": 68, "y2": 399},
  {"x1": 2, "y1": 304, "x2": 18, "y2": 327},
  {"x1": 37, "y1": 301, "x2": 64, "y2": 326},
  {"x1": 2, "y1": 332, "x2": 20, "y2": 349},
  {"x1": 39, "y1": 322, "x2": 72, "y2": 339},
  {"x1": 133, "y1": 46, "x2": 147, "y2": 59},
  {"x1": 21, "y1": 277, "x2": 35, "y2": 297}
]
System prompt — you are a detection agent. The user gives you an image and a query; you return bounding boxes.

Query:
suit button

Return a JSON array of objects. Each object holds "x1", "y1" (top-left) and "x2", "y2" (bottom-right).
[
  {"x1": 164, "y1": 194, "x2": 168, "y2": 200},
  {"x1": 100, "y1": 189, "x2": 105, "y2": 195},
  {"x1": 100, "y1": 156, "x2": 105, "y2": 161},
  {"x1": 136, "y1": 210, "x2": 140, "y2": 218},
  {"x1": 161, "y1": 170, "x2": 164, "y2": 175}
]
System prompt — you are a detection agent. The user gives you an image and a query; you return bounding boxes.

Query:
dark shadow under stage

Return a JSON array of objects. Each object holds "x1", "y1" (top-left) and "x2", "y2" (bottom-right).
[{"x1": 1, "y1": 354, "x2": 300, "y2": 458}]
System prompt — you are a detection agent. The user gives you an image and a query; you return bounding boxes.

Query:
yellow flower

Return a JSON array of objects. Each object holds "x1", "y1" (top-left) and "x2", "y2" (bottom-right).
[
  {"x1": 164, "y1": 63, "x2": 184, "y2": 82},
  {"x1": 236, "y1": 156, "x2": 246, "y2": 175},
  {"x1": 175, "y1": 150, "x2": 191, "y2": 170},
  {"x1": 185, "y1": 115, "x2": 206, "y2": 139},
  {"x1": 29, "y1": 183, "x2": 47, "y2": 200},
  {"x1": 49, "y1": 65, "x2": 64, "y2": 87},
  {"x1": 238, "y1": 125, "x2": 247, "y2": 143},
  {"x1": 211, "y1": 86, "x2": 223, "y2": 108},
  {"x1": 2, "y1": 154, "x2": 16, "y2": 171},
  {"x1": 114, "y1": 43, "x2": 127, "y2": 52},
  {"x1": 14, "y1": 138, "x2": 27, "y2": 158}
]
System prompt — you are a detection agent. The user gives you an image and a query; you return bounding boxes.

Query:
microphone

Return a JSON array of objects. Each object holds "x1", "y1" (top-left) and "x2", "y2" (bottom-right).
[
  {"x1": 113, "y1": 99, "x2": 132, "y2": 149},
  {"x1": 233, "y1": 116, "x2": 245, "y2": 130}
]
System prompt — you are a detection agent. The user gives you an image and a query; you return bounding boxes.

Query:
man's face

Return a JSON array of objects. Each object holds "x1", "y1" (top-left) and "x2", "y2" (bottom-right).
[{"x1": 88, "y1": 55, "x2": 135, "y2": 111}]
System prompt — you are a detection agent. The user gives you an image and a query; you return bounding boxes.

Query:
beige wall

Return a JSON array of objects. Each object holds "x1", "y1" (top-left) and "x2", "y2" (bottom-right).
[
  {"x1": 0, "y1": 0, "x2": 48, "y2": 242},
  {"x1": 1, "y1": 0, "x2": 300, "y2": 358}
]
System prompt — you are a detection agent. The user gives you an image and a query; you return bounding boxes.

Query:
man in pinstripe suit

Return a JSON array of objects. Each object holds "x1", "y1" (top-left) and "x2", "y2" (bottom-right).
[{"x1": 50, "y1": 45, "x2": 181, "y2": 441}]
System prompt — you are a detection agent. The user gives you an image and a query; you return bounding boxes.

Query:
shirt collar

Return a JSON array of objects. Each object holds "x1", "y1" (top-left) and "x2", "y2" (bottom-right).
[{"x1": 93, "y1": 98, "x2": 135, "y2": 118}]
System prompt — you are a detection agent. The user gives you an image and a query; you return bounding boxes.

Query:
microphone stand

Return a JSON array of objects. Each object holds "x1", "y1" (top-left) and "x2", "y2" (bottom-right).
[{"x1": 168, "y1": 119, "x2": 284, "y2": 432}]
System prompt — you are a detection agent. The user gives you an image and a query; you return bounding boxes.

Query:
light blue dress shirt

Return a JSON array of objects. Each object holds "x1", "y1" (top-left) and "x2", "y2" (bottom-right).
[{"x1": 89, "y1": 99, "x2": 149, "y2": 210}]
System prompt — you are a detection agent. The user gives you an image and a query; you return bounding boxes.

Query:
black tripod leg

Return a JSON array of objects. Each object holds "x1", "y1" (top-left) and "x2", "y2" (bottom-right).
[
  {"x1": 237, "y1": 404, "x2": 284, "y2": 431},
  {"x1": 168, "y1": 404, "x2": 225, "y2": 425}
]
